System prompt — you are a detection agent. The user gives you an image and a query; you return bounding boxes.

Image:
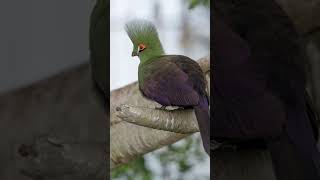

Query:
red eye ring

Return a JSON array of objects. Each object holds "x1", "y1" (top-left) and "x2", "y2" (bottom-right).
[{"x1": 138, "y1": 44, "x2": 146, "y2": 52}]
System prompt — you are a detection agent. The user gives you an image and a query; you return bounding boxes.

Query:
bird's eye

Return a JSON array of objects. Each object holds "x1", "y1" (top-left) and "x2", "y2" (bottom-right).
[{"x1": 138, "y1": 44, "x2": 146, "y2": 52}]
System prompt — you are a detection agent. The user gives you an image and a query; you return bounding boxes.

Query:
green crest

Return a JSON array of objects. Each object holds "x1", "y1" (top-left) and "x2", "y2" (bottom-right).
[{"x1": 125, "y1": 19, "x2": 165, "y2": 63}]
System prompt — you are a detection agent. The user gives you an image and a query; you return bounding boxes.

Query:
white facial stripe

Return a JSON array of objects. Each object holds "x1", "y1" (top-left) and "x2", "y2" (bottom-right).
[{"x1": 137, "y1": 46, "x2": 140, "y2": 54}]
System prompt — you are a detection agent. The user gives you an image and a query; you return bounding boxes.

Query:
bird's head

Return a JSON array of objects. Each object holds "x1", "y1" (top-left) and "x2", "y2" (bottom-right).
[{"x1": 125, "y1": 19, "x2": 165, "y2": 63}]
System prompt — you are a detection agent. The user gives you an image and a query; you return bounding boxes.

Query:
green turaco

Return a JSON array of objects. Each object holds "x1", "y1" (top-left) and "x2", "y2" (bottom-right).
[{"x1": 125, "y1": 19, "x2": 210, "y2": 155}]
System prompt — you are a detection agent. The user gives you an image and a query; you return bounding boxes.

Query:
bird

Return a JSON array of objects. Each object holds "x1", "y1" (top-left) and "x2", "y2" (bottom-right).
[
  {"x1": 125, "y1": 19, "x2": 210, "y2": 155},
  {"x1": 213, "y1": 0, "x2": 320, "y2": 179}
]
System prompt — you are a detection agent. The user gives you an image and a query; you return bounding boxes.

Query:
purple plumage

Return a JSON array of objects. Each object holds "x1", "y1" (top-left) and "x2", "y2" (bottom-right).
[{"x1": 139, "y1": 55, "x2": 210, "y2": 155}]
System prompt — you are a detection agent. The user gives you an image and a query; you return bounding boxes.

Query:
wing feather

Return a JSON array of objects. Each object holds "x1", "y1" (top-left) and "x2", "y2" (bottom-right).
[{"x1": 139, "y1": 56, "x2": 203, "y2": 106}]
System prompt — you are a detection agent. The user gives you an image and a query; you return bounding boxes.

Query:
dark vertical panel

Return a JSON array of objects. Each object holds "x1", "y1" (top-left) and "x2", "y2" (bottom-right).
[{"x1": 89, "y1": 0, "x2": 110, "y2": 178}]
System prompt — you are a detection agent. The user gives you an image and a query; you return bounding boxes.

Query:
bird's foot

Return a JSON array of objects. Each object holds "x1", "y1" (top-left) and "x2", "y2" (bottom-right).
[{"x1": 155, "y1": 106, "x2": 167, "y2": 110}]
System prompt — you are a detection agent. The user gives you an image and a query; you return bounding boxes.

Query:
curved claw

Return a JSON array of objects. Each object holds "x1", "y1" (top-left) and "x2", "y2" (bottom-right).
[{"x1": 155, "y1": 106, "x2": 167, "y2": 110}]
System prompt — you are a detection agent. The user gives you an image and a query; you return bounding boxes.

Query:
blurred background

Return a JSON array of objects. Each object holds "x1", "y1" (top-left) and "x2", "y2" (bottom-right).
[
  {"x1": 0, "y1": 0, "x2": 96, "y2": 94},
  {"x1": 110, "y1": 0, "x2": 210, "y2": 179}
]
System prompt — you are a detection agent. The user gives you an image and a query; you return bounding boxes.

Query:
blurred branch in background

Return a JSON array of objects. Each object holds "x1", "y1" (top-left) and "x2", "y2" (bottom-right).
[
  {"x1": 112, "y1": 135, "x2": 208, "y2": 180},
  {"x1": 0, "y1": 63, "x2": 107, "y2": 180}
]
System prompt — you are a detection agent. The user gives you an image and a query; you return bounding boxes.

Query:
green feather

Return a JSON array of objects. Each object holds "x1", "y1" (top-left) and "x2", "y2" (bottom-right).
[{"x1": 125, "y1": 19, "x2": 165, "y2": 63}]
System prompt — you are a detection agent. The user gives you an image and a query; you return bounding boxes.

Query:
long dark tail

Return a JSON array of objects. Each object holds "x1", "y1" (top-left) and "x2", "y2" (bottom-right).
[
  {"x1": 267, "y1": 106, "x2": 320, "y2": 180},
  {"x1": 194, "y1": 96, "x2": 210, "y2": 155}
]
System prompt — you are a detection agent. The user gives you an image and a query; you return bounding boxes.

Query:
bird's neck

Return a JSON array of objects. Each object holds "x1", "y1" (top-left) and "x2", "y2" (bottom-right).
[{"x1": 139, "y1": 47, "x2": 165, "y2": 64}]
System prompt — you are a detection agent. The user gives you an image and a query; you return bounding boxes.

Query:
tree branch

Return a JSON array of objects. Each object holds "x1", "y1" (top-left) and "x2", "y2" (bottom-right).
[{"x1": 116, "y1": 105, "x2": 199, "y2": 134}]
